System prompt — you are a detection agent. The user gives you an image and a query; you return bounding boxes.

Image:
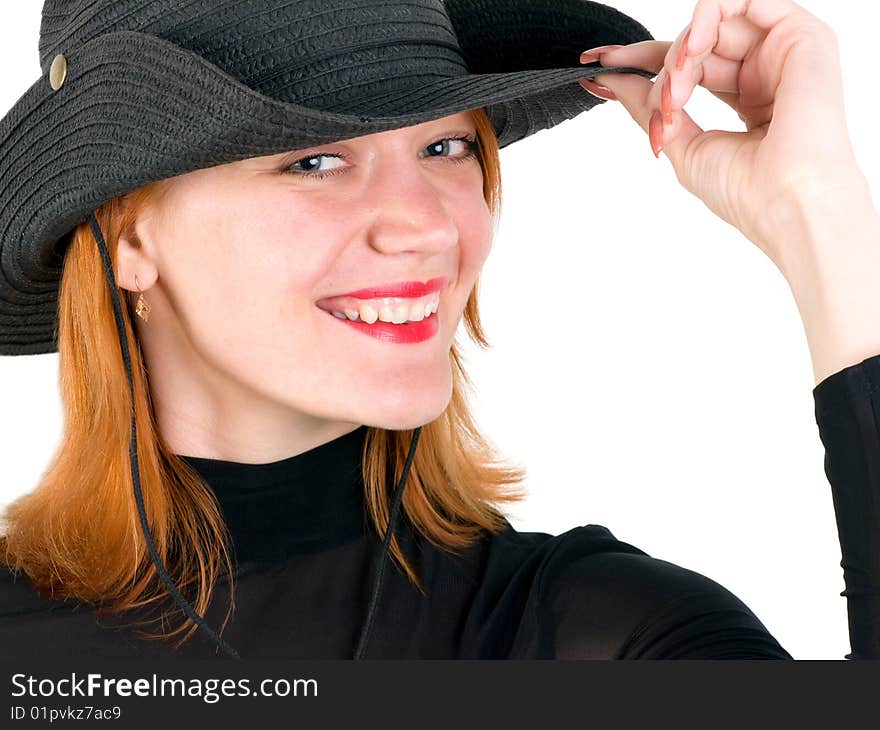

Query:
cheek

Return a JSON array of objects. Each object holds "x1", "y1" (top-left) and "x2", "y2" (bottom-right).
[
  {"x1": 455, "y1": 196, "x2": 495, "y2": 279},
  {"x1": 226, "y1": 201, "x2": 348, "y2": 309},
  {"x1": 160, "y1": 204, "x2": 319, "y2": 353},
  {"x1": 242, "y1": 203, "x2": 329, "y2": 268}
]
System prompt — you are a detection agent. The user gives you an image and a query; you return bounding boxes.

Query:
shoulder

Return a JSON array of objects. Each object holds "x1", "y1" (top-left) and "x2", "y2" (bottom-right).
[
  {"x1": 0, "y1": 563, "x2": 153, "y2": 657},
  {"x1": 0, "y1": 563, "x2": 56, "y2": 615},
  {"x1": 486, "y1": 522, "x2": 792, "y2": 659}
]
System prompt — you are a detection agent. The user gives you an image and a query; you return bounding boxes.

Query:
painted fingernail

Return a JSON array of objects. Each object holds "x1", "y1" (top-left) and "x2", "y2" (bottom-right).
[
  {"x1": 579, "y1": 77, "x2": 618, "y2": 101},
  {"x1": 661, "y1": 72, "x2": 673, "y2": 125},
  {"x1": 649, "y1": 109, "x2": 664, "y2": 158},
  {"x1": 580, "y1": 44, "x2": 624, "y2": 64},
  {"x1": 675, "y1": 29, "x2": 691, "y2": 71}
]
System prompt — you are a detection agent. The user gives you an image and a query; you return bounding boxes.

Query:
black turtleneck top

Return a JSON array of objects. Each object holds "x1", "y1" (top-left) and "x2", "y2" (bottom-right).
[{"x1": 2, "y1": 353, "x2": 880, "y2": 659}]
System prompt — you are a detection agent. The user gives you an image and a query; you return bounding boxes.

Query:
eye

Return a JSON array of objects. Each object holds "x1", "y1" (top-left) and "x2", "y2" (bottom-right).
[
  {"x1": 281, "y1": 134, "x2": 478, "y2": 180},
  {"x1": 285, "y1": 152, "x2": 347, "y2": 177},
  {"x1": 422, "y1": 136, "x2": 476, "y2": 160}
]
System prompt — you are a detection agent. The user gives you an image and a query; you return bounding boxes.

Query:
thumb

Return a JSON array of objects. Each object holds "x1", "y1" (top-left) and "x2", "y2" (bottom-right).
[
  {"x1": 594, "y1": 68, "x2": 766, "y2": 216},
  {"x1": 591, "y1": 68, "x2": 704, "y2": 169},
  {"x1": 591, "y1": 68, "x2": 768, "y2": 236}
]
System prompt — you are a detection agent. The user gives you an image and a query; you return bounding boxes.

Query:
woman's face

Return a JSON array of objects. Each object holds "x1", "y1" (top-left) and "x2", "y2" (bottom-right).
[{"x1": 119, "y1": 111, "x2": 493, "y2": 460}]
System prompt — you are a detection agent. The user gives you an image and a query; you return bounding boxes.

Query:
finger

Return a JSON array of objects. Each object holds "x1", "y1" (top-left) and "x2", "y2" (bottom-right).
[
  {"x1": 658, "y1": 16, "x2": 757, "y2": 126},
  {"x1": 582, "y1": 67, "x2": 708, "y2": 178},
  {"x1": 591, "y1": 43, "x2": 747, "y2": 135},
  {"x1": 594, "y1": 17, "x2": 759, "y2": 77},
  {"x1": 592, "y1": 35, "x2": 747, "y2": 103},
  {"x1": 585, "y1": 39, "x2": 668, "y2": 77},
  {"x1": 687, "y1": 0, "x2": 845, "y2": 139},
  {"x1": 583, "y1": 2, "x2": 821, "y2": 153},
  {"x1": 686, "y1": 0, "x2": 813, "y2": 57},
  {"x1": 690, "y1": 15, "x2": 764, "y2": 62}
]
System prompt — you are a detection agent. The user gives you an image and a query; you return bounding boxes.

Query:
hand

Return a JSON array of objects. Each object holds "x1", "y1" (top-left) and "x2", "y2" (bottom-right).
[{"x1": 580, "y1": 0, "x2": 871, "y2": 278}]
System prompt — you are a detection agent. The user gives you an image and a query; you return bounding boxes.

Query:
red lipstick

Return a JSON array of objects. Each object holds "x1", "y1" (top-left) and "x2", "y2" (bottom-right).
[
  {"x1": 328, "y1": 276, "x2": 447, "y2": 300},
  {"x1": 331, "y1": 311, "x2": 440, "y2": 344},
  {"x1": 317, "y1": 276, "x2": 446, "y2": 344}
]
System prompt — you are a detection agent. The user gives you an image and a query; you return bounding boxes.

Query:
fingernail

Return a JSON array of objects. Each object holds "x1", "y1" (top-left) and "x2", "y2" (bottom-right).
[
  {"x1": 675, "y1": 29, "x2": 691, "y2": 71},
  {"x1": 579, "y1": 77, "x2": 618, "y2": 101},
  {"x1": 661, "y1": 72, "x2": 673, "y2": 125},
  {"x1": 649, "y1": 109, "x2": 664, "y2": 158},
  {"x1": 580, "y1": 44, "x2": 625, "y2": 64}
]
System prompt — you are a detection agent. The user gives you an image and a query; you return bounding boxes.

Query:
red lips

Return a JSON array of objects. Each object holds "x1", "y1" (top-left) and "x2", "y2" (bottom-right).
[{"x1": 328, "y1": 276, "x2": 447, "y2": 300}]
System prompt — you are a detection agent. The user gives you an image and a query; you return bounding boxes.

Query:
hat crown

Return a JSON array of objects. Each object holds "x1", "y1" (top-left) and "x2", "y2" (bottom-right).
[{"x1": 38, "y1": 0, "x2": 469, "y2": 109}]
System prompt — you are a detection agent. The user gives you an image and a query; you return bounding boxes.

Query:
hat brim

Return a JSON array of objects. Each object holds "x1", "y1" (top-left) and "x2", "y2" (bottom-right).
[{"x1": 0, "y1": 1, "x2": 654, "y2": 355}]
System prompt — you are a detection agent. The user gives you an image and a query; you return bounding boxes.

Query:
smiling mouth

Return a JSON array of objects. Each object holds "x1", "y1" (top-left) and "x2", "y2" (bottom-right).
[
  {"x1": 320, "y1": 299, "x2": 441, "y2": 344},
  {"x1": 316, "y1": 292, "x2": 441, "y2": 325},
  {"x1": 325, "y1": 309, "x2": 437, "y2": 325}
]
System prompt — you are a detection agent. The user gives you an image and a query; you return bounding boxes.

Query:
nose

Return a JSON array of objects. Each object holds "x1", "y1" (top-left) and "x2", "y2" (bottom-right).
[{"x1": 362, "y1": 161, "x2": 459, "y2": 257}]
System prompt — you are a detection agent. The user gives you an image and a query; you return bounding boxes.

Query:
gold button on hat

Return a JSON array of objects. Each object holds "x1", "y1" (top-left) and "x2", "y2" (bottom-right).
[{"x1": 49, "y1": 53, "x2": 67, "y2": 90}]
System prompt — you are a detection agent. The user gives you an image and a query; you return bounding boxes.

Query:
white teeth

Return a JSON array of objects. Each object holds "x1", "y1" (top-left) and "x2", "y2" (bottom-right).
[
  {"x1": 378, "y1": 305, "x2": 395, "y2": 323},
  {"x1": 328, "y1": 293, "x2": 440, "y2": 325},
  {"x1": 393, "y1": 305, "x2": 410, "y2": 324},
  {"x1": 360, "y1": 304, "x2": 379, "y2": 324}
]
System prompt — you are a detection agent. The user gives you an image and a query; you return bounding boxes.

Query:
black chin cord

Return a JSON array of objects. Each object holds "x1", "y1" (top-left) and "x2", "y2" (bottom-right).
[
  {"x1": 89, "y1": 211, "x2": 419, "y2": 661},
  {"x1": 89, "y1": 212, "x2": 240, "y2": 659},
  {"x1": 353, "y1": 425, "x2": 420, "y2": 659}
]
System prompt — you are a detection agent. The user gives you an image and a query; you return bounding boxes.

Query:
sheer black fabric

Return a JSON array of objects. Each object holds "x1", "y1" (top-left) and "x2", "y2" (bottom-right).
[{"x1": 1, "y1": 353, "x2": 878, "y2": 659}]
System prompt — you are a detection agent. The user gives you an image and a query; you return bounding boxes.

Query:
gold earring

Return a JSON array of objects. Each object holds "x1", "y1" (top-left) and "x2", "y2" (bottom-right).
[{"x1": 134, "y1": 274, "x2": 151, "y2": 322}]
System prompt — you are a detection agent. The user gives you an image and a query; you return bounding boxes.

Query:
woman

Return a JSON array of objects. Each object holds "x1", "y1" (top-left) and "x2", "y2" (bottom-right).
[{"x1": 0, "y1": 0, "x2": 877, "y2": 659}]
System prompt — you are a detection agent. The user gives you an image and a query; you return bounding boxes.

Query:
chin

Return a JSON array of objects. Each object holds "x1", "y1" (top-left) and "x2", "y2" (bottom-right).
[{"x1": 359, "y1": 375, "x2": 453, "y2": 432}]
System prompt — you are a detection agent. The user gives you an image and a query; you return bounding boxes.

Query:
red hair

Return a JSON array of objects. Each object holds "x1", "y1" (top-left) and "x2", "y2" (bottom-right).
[{"x1": 0, "y1": 107, "x2": 528, "y2": 649}]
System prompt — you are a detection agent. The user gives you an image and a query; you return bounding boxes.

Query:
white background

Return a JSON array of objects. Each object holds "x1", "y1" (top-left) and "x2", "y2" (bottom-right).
[{"x1": 1, "y1": 2, "x2": 877, "y2": 660}]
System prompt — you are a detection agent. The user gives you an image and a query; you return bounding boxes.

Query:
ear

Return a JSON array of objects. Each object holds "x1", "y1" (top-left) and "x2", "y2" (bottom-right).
[{"x1": 115, "y1": 217, "x2": 159, "y2": 295}]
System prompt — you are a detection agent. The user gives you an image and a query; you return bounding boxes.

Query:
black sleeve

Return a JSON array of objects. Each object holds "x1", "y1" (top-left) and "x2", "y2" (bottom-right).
[
  {"x1": 812, "y1": 352, "x2": 880, "y2": 660},
  {"x1": 536, "y1": 528, "x2": 793, "y2": 659}
]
